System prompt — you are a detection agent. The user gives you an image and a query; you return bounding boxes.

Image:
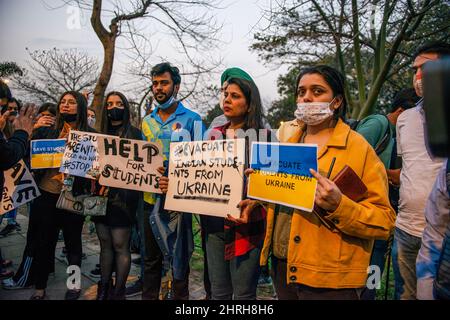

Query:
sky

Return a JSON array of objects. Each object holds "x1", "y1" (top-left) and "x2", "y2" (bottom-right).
[{"x1": 0, "y1": 0, "x2": 288, "y2": 115}]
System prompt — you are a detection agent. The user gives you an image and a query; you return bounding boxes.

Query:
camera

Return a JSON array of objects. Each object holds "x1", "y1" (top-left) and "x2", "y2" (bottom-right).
[{"x1": 423, "y1": 57, "x2": 450, "y2": 158}]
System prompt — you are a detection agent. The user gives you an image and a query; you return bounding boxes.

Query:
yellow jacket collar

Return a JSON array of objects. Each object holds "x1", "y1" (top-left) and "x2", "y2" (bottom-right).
[{"x1": 281, "y1": 118, "x2": 350, "y2": 148}]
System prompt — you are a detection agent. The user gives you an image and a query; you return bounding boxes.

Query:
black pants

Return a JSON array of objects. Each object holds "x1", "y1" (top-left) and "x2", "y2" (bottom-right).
[
  {"x1": 32, "y1": 190, "x2": 85, "y2": 290},
  {"x1": 271, "y1": 256, "x2": 298, "y2": 299},
  {"x1": 13, "y1": 206, "x2": 39, "y2": 287},
  {"x1": 142, "y1": 203, "x2": 189, "y2": 300},
  {"x1": 271, "y1": 256, "x2": 361, "y2": 300}
]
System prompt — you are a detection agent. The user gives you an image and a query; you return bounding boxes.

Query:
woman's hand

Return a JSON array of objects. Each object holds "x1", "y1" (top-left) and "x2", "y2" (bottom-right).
[
  {"x1": 34, "y1": 115, "x2": 55, "y2": 129},
  {"x1": 226, "y1": 199, "x2": 259, "y2": 224},
  {"x1": 310, "y1": 168, "x2": 342, "y2": 212},
  {"x1": 244, "y1": 168, "x2": 255, "y2": 177}
]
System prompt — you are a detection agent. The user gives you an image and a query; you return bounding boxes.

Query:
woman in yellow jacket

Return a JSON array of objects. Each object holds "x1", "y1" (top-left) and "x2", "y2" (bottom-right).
[{"x1": 259, "y1": 65, "x2": 396, "y2": 299}]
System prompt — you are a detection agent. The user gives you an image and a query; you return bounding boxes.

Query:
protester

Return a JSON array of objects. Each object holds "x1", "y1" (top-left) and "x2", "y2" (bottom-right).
[
  {"x1": 416, "y1": 159, "x2": 449, "y2": 299},
  {"x1": 140, "y1": 62, "x2": 204, "y2": 300},
  {"x1": 0, "y1": 97, "x2": 24, "y2": 237},
  {"x1": 28, "y1": 91, "x2": 95, "y2": 300},
  {"x1": 355, "y1": 88, "x2": 419, "y2": 299},
  {"x1": 392, "y1": 41, "x2": 449, "y2": 300},
  {"x1": 33, "y1": 102, "x2": 56, "y2": 130},
  {"x1": 160, "y1": 67, "x2": 270, "y2": 300},
  {"x1": 0, "y1": 80, "x2": 37, "y2": 281},
  {"x1": 257, "y1": 65, "x2": 396, "y2": 299},
  {"x1": 87, "y1": 107, "x2": 96, "y2": 128},
  {"x1": 92, "y1": 91, "x2": 142, "y2": 300}
]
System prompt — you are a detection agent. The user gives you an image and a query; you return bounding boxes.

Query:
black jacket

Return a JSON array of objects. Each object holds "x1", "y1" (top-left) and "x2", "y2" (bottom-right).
[
  {"x1": 0, "y1": 130, "x2": 29, "y2": 192},
  {"x1": 102, "y1": 124, "x2": 143, "y2": 225}
]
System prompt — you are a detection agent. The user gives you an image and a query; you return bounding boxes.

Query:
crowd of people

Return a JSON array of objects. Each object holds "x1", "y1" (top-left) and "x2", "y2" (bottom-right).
[{"x1": 0, "y1": 40, "x2": 449, "y2": 300}]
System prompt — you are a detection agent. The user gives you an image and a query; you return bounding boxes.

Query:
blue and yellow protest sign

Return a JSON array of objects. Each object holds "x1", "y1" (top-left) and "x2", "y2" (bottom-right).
[
  {"x1": 30, "y1": 139, "x2": 66, "y2": 169},
  {"x1": 247, "y1": 142, "x2": 318, "y2": 212}
]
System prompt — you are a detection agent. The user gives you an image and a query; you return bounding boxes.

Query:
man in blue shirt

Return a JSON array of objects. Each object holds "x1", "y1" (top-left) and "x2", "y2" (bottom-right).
[{"x1": 140, "y1": 62, "x2": 204, "y2": 300}]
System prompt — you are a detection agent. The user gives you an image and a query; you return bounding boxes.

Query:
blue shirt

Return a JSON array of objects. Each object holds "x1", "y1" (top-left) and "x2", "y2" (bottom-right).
[
  {"x1": 142, "y1": 102, "x2": 204, "y2": 203},
  {"x1": 141, "y1": 101, "x2": 205, "y2": 279}
]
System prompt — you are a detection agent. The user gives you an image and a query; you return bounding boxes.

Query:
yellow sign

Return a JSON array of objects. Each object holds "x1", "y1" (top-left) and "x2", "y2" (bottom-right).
[{"x1": 247, "y1": 143, "x2": 318, "y2": 212}]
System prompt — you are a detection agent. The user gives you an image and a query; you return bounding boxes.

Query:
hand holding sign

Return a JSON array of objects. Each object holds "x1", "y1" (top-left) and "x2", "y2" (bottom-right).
[
  {"x1": 309, "y1": 168, "x2": 342, "y2": 212},
  {"x1": 226, "y1": 199, "x2": 259, "y2": 224}
]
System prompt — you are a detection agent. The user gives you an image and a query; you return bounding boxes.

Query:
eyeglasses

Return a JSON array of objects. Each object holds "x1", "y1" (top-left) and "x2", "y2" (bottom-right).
[{"x1": 60, "y1": 99, "x2": 77, "y2": 105}]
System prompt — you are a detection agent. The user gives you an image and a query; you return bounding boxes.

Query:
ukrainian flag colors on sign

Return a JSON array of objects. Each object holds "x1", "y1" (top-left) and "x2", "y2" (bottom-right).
[
  {"x1": 30, "y1": 139, "x2": 66, "y2": 169},
  {"x1": 247, "y1": 142, "x2": 318, "y2": 212}
]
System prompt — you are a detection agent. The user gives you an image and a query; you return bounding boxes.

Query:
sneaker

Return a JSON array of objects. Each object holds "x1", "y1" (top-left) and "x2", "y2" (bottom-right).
[
  {"x1": 0, "y1": 224, "x2": 18, "y2": 237},
  {"x1": 65, "y1": 289, "x2": 81, "y2": 300},
  {"x1": 2, "y1": 277, "x2": 32, "y2": 290},
  {"x1": 89, "y1": 266, "x2": 101, "y2": 278},
  {"x1": 1, "y1": 259, "x2": 12, "y2": 268},
  {"x1": 131, "y1": 257, "x2": 141, "y2": 266},
  {"x1": 125, "y1": 278, "x2": 143, "y2": 298},
  {"x1": 60, "y1": 247, "x2": 67, "y2": 258},
  {"x1": 0, "y1": 270, "x2": 14, "y2": 280}
]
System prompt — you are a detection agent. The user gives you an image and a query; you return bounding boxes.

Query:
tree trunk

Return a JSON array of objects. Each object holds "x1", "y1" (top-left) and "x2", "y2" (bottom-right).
[{"x1": 91, "y1": 39, "x2": 116, "y2": 130}]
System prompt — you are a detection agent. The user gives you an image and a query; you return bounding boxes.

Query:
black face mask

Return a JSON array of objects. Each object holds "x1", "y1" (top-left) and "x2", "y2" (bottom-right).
[
  {"x1": 107, "y1": 108, "x2": 125, "y2": 121},
  {"x1": 9, "y1": 111, "x2": 18, "y2": 117},
  {"x1": 61, "y1": 113, "x2": 77, "y2": 123}
]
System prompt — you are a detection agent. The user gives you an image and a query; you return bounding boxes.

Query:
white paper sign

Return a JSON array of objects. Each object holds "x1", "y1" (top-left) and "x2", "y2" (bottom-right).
[
  {"x1": 60, "y1": 130, "x2": 101, "y2": 179},
  {"x1": 1, "y1": 160, "x2": 41, "y2": 215},
  {"x1": 97, "y1": 135, "x2": 164, "y2": 193},
  {"x1": 164, "y1": 139, "x2": 246, "y2": 218}
]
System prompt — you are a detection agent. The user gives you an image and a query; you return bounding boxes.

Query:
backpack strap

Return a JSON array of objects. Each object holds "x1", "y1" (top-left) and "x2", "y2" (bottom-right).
[{"x1": 373, "y1": 115, "x2": 392, "y2": 155}]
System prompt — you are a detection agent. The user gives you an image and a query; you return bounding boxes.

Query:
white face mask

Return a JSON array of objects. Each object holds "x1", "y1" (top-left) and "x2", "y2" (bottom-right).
[
  {"x1": 87, "y1": 117, "x2": 96, "y2": 128},
  {"x1": 294, "y1": 99, "x2": 335, "y2": 125}
]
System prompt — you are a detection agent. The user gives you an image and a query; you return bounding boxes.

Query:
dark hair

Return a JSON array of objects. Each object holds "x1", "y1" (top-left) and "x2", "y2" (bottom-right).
[
  {"x1": 150, "y1": 62, "x2": 181, "y2": 85},
  {"x1": 413, "y1": 41, "x2": 450, "y2": 60},
  {"x1": 87, "y1": 107, "x2": 96, "y2": 116},
  {"x1": 38, "y1": 102, "x2": 57, "y2": 116},
  {"x1": 295, "y1": 65, "x2": 348, "y2": 120},
  {"x1": 225, "y1": 77, "x2": 265, "y2": 130},
  {"x1": 55, "y1": 91, "x2": 89, "y2": 132},
  {"x1": 389, "y1": 88, "x2": 420, "y2": 113},
  {"x1": 101, "y1": 91, "x2": 132, "y2": 138},
  {"x1": 8, "y1": 97, "x2": 22, "y2": 111},
  {"x1": 0, "y1": 80, "x2": 12, "y2": 100}
]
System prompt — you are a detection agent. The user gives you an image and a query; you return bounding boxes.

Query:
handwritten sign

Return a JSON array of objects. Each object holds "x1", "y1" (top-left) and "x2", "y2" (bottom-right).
[
  {"x1": 97, "y1": 136, "x2": 164, "y2": 193},
  {"x1": 30, "y1": 139, "x2": 66, "y2": 169},
  {"x1": 164, "y1": 139, "x2": 246, "y2": 218},
  {"x1": 60, "y1": 130, "x2": 101, "y2": 179},
  {"x1": 247, "y1": 142, "x2": 318, "y2": 212},
  {"x1": 1, "y1": 160, "x2": 41, "y2": 215}
]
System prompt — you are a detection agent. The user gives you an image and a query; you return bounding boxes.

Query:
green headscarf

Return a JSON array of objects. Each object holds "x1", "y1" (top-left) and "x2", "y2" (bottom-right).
[{"x1": 220, "y1": 67, "x2": 254, "y2": 85}]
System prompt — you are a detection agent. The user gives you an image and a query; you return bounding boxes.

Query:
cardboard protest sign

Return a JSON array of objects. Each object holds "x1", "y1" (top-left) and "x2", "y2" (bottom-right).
[
  {"x1": 59, "y1": 130, "x2": 101, "y2": 179},
  {"x1": 97, "y1": 136, "x2": 164, "y2": 193},
  {"x1": 164, "y1": 139, "x2": 246, "y2": 218},
  {"x1": 247, "y1": 142, "x2": 318, "y2": 212},
  {"x1": 30, "y1": 139, "x2": 66, "y2": 169},
  {"x1": 1, "y1": 160, "x2": 41, "y2": 215}
]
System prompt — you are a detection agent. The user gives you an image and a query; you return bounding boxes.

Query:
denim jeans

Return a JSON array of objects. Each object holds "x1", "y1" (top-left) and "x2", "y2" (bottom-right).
[
  {"x1": 205, "y1": 231, "x2": 261, "y2": 300},
  {"x1": 392, "y1": 227, "x2": 422, "y2": 300}
]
